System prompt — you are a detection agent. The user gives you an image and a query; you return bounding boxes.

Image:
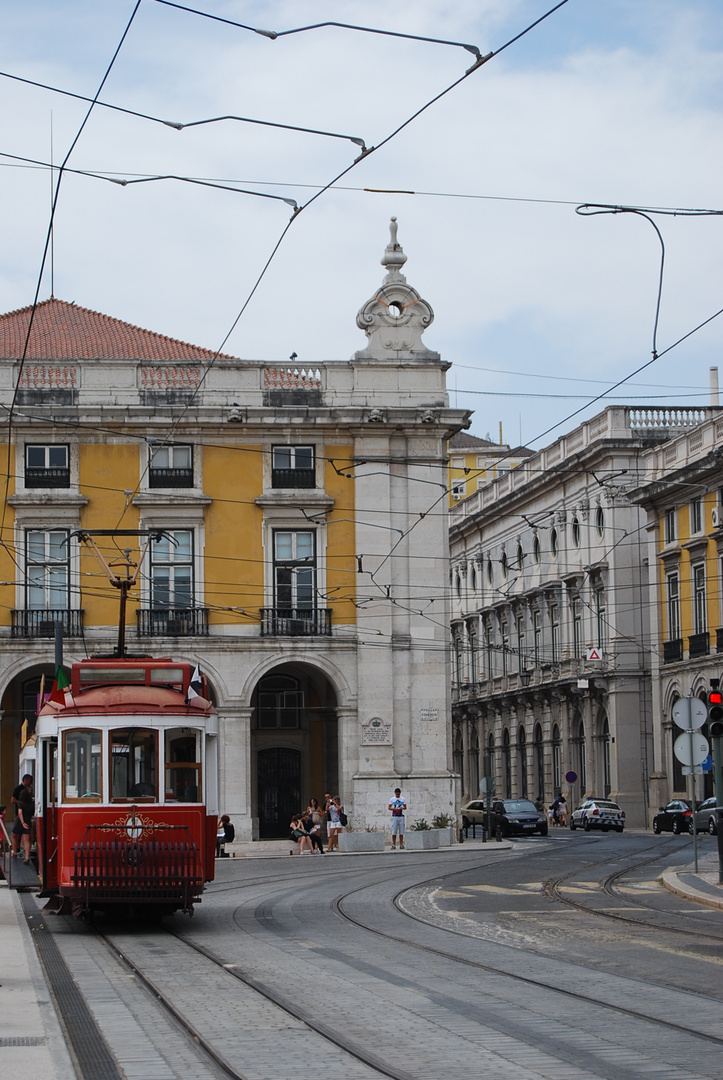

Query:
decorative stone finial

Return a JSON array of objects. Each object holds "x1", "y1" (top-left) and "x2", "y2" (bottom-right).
[
  {"x1": 381, "y1": 217, "x2": 407, "y2": 279},
  {"x1": 354, "y1": 219, "x2": 437, "y2": 363}
]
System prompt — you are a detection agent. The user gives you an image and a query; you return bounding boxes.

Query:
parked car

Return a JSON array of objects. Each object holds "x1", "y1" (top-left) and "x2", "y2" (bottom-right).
[
  {"x1": 490, "y1": 799, "x2": 548, "y2": 838},
  {"x1": 652, "y1": 799, "x2": 694, "y2": 835},
  {"x1": 460, "y1": 799, "x2": 487, "y2": 829},
  {"x1": 569, "y1": 798, "x2": 625, "y2": 832},
  {"x1": 691, "y1": 796, "x2": 723, "y2": 835}
]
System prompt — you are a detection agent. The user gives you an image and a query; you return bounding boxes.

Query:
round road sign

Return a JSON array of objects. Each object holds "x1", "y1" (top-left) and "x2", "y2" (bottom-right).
[
  {"x1": 673, "y1": 731, "x2": 710, "y2": 767},
  {"x1": 565, "y1": 770, "x2": 577, "y2": 784},
  {"x1": 672, "y1": 697, "x2": 708, "y2": 730}
]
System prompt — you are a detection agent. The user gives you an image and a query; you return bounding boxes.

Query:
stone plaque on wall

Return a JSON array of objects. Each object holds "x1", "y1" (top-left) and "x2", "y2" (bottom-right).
[
  {"x1": 361, "y1": 717, "x2": 392, "y2": 745},
  {"x1": 420, "y1": 708, "x2": 439, "y2": 721}
]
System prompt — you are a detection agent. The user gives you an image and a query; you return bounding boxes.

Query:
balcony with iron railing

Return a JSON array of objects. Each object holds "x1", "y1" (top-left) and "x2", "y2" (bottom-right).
[
  {"x1": 663, "y1": 638, "x2": 684, "y2": 664},
  {"x1": 688, "y1": 631, "x2": 710, "y2": 658},
  {"x1": 11, "y1": 609, "x2": 84, "y2": 638},
  {"x1": 136, "y1": 608, "x2": 209, "y2": 637},
  {"x1": 149, "y1": 467, "x2": 194, "y2": 489},
  {"x1": 271, "y1": 467, "x2": 315, "y2": 489},
  {"x1": 260, "y1": 607, "x2": 331, "y2": 636},
  {"x1": 24, "y1": 467, "x2": 70, "y2": 488}
]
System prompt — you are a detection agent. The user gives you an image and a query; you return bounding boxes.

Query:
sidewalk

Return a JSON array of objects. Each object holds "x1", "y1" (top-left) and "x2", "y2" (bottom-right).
[
  {"x1": 0, "y1": 883, "x2": 75, "y2": 1080},
  {"x1": 659, "y1": 849, "x2": 723, "y2": 910}
]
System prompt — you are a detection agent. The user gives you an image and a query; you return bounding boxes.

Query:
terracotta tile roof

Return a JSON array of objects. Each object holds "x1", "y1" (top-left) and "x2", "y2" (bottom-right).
[
  {"x1": 449, "y1": 432, "x2": 499, "y2": 448},
  {"x1": 0, "y1": 298, "x2": 237, "y2": 361}
]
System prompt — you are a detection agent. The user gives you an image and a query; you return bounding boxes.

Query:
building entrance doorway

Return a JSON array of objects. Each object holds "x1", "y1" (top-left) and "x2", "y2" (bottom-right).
[
  {"x1": 257, "y1": 747, "x2": 301, "y2": 839},
  {"x1": 251, "y1": 663, "x2": 338, "y2": 839}
]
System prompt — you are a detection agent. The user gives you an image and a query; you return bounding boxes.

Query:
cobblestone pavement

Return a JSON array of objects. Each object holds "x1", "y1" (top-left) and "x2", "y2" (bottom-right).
[{"x1": 7, "y1": 832, "x2": 723, "y2": 1080}]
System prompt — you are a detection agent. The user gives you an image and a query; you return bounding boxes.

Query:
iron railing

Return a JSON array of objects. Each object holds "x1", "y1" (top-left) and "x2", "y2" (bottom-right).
[
  {"x1": 260, "y1": 607, "x2": 331, "y2": 636},
  {"x1": 25, "y1": 466, "x2": 70, "y2": 488},
  {"x1": 271, "y1": 467, "x2": 315, "y2": 489},
  {"x1": 11, "y1": 609, "x2": 84, "y2": 638},
  {"x1": 70, "y1": 824, "x2": 203, "y2": 911},
  {"x1": 663, "y1": 638, "x2": 683, "y2": 664},
  {"x1": 689, "y1": 631, "x2": 710, "y2": 658},
  {"x1": 136, "y1": 608, "x2": 209, "y2": 637},
  {"x1": 149, "y1": 467, "x2": 194, "y2": 488}
]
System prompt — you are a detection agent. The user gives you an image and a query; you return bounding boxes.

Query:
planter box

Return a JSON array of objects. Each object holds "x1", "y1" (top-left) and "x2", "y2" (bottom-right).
[
  {"x1": 339, "y1": 831, "x2": 385, "y2": 853},
  {"x1": 405, "y1": 829, "x2": 439, "y2": 850},
  {"x1": 436, "y1": 826, "x2": 455, "y2": 847}
]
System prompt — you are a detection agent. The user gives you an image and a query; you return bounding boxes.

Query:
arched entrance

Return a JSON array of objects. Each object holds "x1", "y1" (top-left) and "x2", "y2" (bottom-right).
[
  {"x1": 0, "y1": 663, "x2": 56, "y2": 806},
  {"x1": 251, "y1": 663, "x2": 339, "y2": 839}
]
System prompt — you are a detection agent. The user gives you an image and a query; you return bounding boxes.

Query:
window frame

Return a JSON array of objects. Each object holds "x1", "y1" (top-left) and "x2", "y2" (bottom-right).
[
  {"x1": 25, "y1": 528, "x2": 70, "y2": 610},
  {"x1": 149, "y1": 443, "x2": 194, "y2": 489},
  {"x1": 149, "y1": 529, "x2": 195, "y2": 611},
  {"x1": 666, "y1": 571, "x2": 680, "y2": 641},
  {"x1": 273, "y1": 529, "x2": 316, "y2": 610},
  {"x1": 271, "y1": 445, "x2": 316, "y2": 489},
  {"x1": 24, "y1": 444, "x2": 70, "y2": 489}
]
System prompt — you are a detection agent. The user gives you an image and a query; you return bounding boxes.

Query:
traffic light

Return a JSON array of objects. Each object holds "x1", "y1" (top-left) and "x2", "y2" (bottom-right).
[{"x1": 708, "y1": 685, "x2": 723, "y2": 738}]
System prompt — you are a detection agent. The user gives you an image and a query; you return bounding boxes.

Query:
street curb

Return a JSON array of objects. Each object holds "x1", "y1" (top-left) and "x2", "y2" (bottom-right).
[{"x1": 659, "y1": 869, "x2": 723, "y2": 911}]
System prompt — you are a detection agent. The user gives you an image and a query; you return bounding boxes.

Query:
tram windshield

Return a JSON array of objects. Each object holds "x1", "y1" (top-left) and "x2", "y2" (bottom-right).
[
  {"x1": 165, "y1": 728, "x2": 202, "y2": 802},
  {"x1": 110, "y1": 728, "x2": 158, "y2": 801},
  {"x1": 63, "y1": 730, "x2": 102, "y2": 801}
]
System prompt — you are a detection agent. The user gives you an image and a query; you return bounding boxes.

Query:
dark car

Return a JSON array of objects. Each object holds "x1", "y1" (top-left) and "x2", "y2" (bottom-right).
[
  {"x1": 490, "y1": 798, "x2": 548, "y2": 838},
  {"x1": 691, "y1": 796, "x2": 723, "y2": 835},
  {"x1": 652, "y1": 799, "x2": 694, "y2": 835}
]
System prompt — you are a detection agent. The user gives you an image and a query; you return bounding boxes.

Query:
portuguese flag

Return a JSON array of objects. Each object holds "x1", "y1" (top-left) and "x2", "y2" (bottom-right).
[{"x1": 49, "y1": 665, "x2": 70, "y2": 705}]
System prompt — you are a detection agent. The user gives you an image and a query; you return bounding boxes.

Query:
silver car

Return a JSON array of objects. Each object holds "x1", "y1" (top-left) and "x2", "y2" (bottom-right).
[
  {"x1": 570, "y1": 798, "x2": 625, "y2": 833},
  {"x1": 691, "y1": 796, "x2": 722, "y2": 835}
]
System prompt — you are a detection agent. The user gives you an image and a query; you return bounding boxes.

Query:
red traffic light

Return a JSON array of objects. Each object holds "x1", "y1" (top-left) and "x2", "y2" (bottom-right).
[{"x1": 709, "y1": 691, "x2": 723, "y2": 705}]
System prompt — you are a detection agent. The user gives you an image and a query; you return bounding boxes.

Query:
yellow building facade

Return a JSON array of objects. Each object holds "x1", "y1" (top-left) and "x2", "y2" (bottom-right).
[{"x1": 0, "y1": 222, "x2": 469, "y2": 840}]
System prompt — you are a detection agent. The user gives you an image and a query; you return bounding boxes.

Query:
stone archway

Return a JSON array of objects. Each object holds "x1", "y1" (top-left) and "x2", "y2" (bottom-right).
[
  {"x1": 250, "y1": 661, "x2": 339, "y2": 839},
  {"x1": 0, "y1": 662, "x2": 56, "y2": 806}
]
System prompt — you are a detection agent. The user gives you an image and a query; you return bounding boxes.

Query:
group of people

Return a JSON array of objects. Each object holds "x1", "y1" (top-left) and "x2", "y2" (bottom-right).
[
  {"x1": 290, "y1": 794, "x2": 345, "y2": 854},
  {"x1": 539, "y1": 794, "x2": 568, "y2": 827}
]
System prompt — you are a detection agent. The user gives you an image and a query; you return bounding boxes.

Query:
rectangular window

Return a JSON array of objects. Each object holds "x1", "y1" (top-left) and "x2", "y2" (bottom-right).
[
  {"x1": 149, "y1": 444, "x2": 193, "y2": 488},
  {"x1": 664, "y1": 507, "x2": 677, "y2": 544},
  {"x1": 533, "y1": 610, "x2": 541, "y2": 666},
  {"x1": 25, "y1": 444, "x2": 69, "y2": 488},
  {"x1": 468, "y1": 626, "x2": 478, "y2": 683},
  {"x1": 666, "y1": 572, "x2": 680, "y2": 641},
  {"x1": 63, "y1": 730, "x2": 102, "y2": 801},
  {"x1": 274, "y1": 530, "x2": 315, "y2": 609},
  {"x1": 451, "y1": 479, "x2": 466, "y2": 501},
  {"x1": 517, "y1": 616, "x2": 526, "y2": 672},
  {"x1": 572, "y1": 598, "x2": 583, "y2": 658},
  {"x1": 550, "y1": 604, "x2": 559, "y2": 663},
  {"x1": 271, "y1": 445, "x2": 315, "y2": 489},
  {"x1": 485, "y1": 628, "x2": 493, "y2": 680},
  {"x1": 164, "y1": 728, "x2": 202, "y2": 803},
  {"x1": 501, "y1": 620, "x2": 509, "y2": 675},
  {"x1": 690, "y1": 498, "x2": 703, "y2": 535},
  {"x1": 150, "y1": 530, "x2": 194, "y2": 609},
  {"x1": 596, "y1": 590, "x2": 607, "y2": 649},
  {"x1": 26, "y1": 529, "x2": 69, "y2": 609},
  {"x1": 693, "y1": 563, "x2": 707, "y2": 634},
  {"x1": 258, "y1": 690, "x2": 303, "y2": 728},
  {"x1": 110, "y1": 728, "x2": 157, "y2": 801}
]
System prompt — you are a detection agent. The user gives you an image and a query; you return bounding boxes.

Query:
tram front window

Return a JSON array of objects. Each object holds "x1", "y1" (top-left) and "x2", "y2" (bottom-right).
[
  {"x1": 165, "y1": 728, "x2": 202, "y2": 803},
  {"x1": 63, "y1": 730, "x2": 102, "y2": 801},
  {"x1": 111, "y1": 728, "x2": 157, "y2": 801}
]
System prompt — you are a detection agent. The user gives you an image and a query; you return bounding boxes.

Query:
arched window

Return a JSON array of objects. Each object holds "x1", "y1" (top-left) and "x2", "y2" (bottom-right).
[
  {"x1": 551, "y1": 527, "x2": 558, "y2": 557},
  {"x1": 501, "y1": 550, "x2": 508, "y2": 579},
  {"x1": 534, "y1": 723, "x2": 544, "y2": 802},
  {"x1": 670, "y1": 701, "x2": 685, "y2": 791},
  {"x1": 517, "y1": 542, "x2": 524, "y2": 568},
  {"x1": 517, "y1": 725, "x2": 528, "y2": 798},
  {"x1": 470, "y1": 563, "x2": 477, "y2": 592},
  {"x1": 454, "y1": 634, "x2": 464, "y2": 686},
  {"x1": 502, "y1": 728, "x2": 512, "y2": 798},
  {"x1": 596, "y1": 505, "x2": 605, "y2": 537},
  {"x1": 572, "y1": 517, "x2": 580, "y2": 547},
  {"x1": 533, "y1": 534, "x2": 540, "y2": 563},
  {"x1": 552, "y1": 723, "x2": 562, "y2": 794},
  {"x1": 487, "y1": 557, "x2": 493, "y2": 585}
]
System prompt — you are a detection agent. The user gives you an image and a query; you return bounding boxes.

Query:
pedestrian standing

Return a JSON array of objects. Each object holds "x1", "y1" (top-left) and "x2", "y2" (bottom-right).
[
  {"x1": 388, "y1": 788, "x2": 406, "y2": 850},
  {"x1": 327, "y1": 796, "x2": 344, "y2": 852}
]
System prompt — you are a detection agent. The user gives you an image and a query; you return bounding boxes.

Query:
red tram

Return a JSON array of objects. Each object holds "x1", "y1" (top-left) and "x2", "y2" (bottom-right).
[{"x1": 34, "y1": 657, "x2": 218, "y2": 916}]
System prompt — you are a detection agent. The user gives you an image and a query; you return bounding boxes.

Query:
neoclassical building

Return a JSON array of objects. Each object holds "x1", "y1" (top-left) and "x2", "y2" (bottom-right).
[
  {"x1": 448, "y1": 405, "x2": 711, "y2": 828},
  {"x1": 0, "y1": 220, "x2": 469, "y2": 839}
]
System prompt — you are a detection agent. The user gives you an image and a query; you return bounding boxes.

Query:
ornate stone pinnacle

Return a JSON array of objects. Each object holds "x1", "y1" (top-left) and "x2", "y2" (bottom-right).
[{"x1": 381, "y1": 216, "x2": 407, "y2": 279}]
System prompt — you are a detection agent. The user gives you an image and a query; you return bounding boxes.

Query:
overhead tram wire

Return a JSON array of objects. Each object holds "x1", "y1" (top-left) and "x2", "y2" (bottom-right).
[
  {"x1": 0, "y1": 0, "x2": 143, "y2": 552},
  {"x1": 111, "y1": 0, "x2": 574, "y2": 530}
]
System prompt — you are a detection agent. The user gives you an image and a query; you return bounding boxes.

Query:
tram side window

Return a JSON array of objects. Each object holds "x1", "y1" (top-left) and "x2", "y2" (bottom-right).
[
  {"x1": 164, "y1": 728, "x2": 202, "y2": 803},
  {"x1": 63, "y1": 730, "x2": 102, "y2": 801},
  {"x1": 110, "y1": 729, "x2": 157, "y2": 801}
]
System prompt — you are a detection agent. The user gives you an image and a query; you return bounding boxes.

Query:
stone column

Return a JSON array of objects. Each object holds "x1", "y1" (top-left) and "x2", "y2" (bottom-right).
[{"x1": 218, "y1": 706, "x2": 253, "y2": 841}]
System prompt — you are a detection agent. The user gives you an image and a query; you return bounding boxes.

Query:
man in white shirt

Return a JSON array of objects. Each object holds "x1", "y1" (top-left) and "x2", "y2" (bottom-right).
[{"x1": 388, "y1": 788, "x2": 407, "y2": 849}]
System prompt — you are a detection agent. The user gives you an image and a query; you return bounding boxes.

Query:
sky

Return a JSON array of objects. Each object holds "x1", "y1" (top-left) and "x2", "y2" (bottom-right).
[{"x1": 1, "y1": 0, "x2": 722, "y2": 450}]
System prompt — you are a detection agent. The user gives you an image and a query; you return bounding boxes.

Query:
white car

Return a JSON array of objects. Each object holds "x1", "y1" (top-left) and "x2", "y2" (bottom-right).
[{"x1": 570, "y1": 798, "x2": 625, "y2": 833}]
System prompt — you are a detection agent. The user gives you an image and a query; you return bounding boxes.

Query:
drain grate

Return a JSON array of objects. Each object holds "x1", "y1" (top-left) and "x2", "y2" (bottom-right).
[
  {"x1": 19, "y1": 893, "x2": 124, "y2": 1080},
  {"x1": 0, "y1": 1036, "x2": 48, "y2": 1046}
]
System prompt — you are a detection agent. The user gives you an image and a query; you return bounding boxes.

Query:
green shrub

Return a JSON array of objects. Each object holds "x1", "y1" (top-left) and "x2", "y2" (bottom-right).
[
  {"x1": 431, "y1": 813, "x2": 455, "y2": 829},
  {"x1": 410, "y1": 818, "x2": 431, "y2": 831}
]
